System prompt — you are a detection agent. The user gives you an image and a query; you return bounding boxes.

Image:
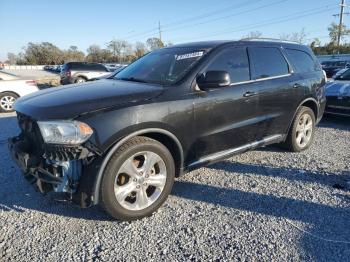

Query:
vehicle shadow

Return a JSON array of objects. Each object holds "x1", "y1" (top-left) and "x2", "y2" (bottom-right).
[
  {"x1": 318, "y1": 115, "x2": 350, "y2": 132},
  {"x1": 208, "y1": 161, "x2": 350, "y2": 189},
  {"x1": 172, "y1": 173, "x2": 350, "y2": 260}
]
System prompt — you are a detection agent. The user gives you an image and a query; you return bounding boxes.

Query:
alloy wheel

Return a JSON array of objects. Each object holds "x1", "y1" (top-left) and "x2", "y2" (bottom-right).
[
  {"x1": 295, "y1": 113, "x2": 313, "y2": 148},
  {"x1": 0, "y1": 95, "x2": 16, "y2": 111},
  {"x1": 114, "y1": 151, "x2": 167, "y2": 211}
]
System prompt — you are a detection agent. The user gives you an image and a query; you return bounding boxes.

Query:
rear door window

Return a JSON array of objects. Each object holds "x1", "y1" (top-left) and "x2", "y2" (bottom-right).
[
  {"x1": 205, "y1": 47, "x2": 250, "y2": 83},
  {"x1": 285, "y1": 49, "x2": 319, "y2": 73},
  {"x1": 248, "y1": 47, "x2": 289, "y2": 80}
]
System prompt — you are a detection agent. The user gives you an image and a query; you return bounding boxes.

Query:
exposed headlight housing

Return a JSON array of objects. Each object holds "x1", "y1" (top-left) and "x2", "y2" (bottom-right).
[{"x1": 37, "y1": 121, "x2": 93, "y2": 145}]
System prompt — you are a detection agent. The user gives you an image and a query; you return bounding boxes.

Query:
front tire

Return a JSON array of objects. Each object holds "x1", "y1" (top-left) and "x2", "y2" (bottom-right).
[
  {"x1": 0, "y1": 92, "x2": 19, "y2": 112},
  {"x1": 283, "y1": 106, "x2": 316, "y2": 152},
  {"x1": 100, "y1": 136, "x2": 175, "y2": 220}
]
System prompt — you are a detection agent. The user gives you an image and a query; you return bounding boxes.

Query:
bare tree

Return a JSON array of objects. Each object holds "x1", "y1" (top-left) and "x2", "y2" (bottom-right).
[
  {"x1": 7, "y1": 53, "x2": 17, "y2": 65},
  {"x1": 107, "y1": 39, "x2": 130, "y2": 61},
  {"x1": 86, "y1": 45, "x2": 104, "y2": 62},
  {"x1": 279, "y1": 28, "x2": 307, "y2": 44},
  {"x1": 134, "y1": 42, "x2": 147, "y2": 58},
  {"x1": 242, "y1": 31, "x2": 263, "y2": 39},
  {"x1": 146, "y1": 38, "x2": 164, "y2": 51}
]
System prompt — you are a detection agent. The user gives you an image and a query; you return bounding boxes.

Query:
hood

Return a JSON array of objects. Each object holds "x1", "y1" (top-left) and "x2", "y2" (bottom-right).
[
  {"x1": 14, "y1": 79, "x2": 163, "y2": 120},
  {"x1": 325, "y1": 81, "x2": 350, "y2": 97}
]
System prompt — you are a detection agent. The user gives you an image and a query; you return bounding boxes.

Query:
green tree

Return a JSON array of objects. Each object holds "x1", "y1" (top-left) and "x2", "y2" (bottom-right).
[
  {"x1": 63, "y1": 46, "x2": 85, "y2": 62},
  {"x1": 23, "y1": 42, "x2": 62, "y2": 64},
  {"x1": 328, "y1": 22, "x2": 350, "y2": 43}
]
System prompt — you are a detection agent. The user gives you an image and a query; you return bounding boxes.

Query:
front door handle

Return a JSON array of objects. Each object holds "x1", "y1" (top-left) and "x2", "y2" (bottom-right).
[{"x1": 243, "y1": 91, "x2": 257, "y2": 97}]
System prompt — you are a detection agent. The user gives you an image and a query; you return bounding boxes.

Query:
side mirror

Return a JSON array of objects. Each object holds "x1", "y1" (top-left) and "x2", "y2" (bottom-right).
[{"x1": 196, "y1": 71, "x2": 231, "y2": 89}]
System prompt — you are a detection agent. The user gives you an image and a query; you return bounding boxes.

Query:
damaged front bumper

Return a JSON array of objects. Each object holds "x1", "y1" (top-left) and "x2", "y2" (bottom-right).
[{"x1": 8, "y1": 124, "x2": 102, "y2": 208}]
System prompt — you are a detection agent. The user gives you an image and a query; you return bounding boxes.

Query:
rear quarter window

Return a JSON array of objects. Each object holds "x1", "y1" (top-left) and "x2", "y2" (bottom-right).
[
  {"x1": 248, "y1": 47, "x2": 289, "y2": 80},
  {"x1": 286, "y1": 49, "x2": 321, "y2": 73}
]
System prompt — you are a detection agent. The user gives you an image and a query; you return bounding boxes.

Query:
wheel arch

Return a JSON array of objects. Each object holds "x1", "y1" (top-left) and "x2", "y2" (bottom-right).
[
  {"x1": 74, "y1": 74, "x2": 88, "y2": 81},
  {"x1": 300, "y1": 98, "x2": 318, "y2": 118},
  {"x1": 92, "y1": 128, "x2": 184, "y2": 205},
  {"x1": 284, "y1": 97, "x2": 319, "y2": 137},
  {"x1": 0, "y1": 90, "x2": 20, "y2": 97}
]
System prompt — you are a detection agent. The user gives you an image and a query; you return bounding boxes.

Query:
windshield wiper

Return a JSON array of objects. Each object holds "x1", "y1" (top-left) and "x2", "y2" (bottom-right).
[{"x1": 116, "y1": 77, "x2": 149, "y2": 83}]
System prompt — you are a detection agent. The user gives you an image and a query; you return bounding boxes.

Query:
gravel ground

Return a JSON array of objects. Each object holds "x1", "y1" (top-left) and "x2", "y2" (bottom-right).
[{"x1": 0, "y1": 113, "x2": 349, "y2": 261}]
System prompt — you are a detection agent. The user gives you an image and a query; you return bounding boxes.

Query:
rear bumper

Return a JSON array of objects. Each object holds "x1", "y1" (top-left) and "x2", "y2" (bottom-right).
[{"x1": 325, "y1": 96, "x2": 350, "y2": 117}]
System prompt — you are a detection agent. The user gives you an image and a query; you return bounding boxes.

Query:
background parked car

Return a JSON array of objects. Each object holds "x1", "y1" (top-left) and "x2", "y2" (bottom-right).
[
  {"x1": 60, "y1": 62, "x2": 110, "y2": 84},
  {"x1": 321, "y1": 60, "x2": 350, "y2": 78},
  {"x1": 54, "y1": 65, "x2": 63, "y2": 73},
  {"x1": 89, "y1": 64, "x2": 128, "y2": 81},
  {"x1": 0, "y1": 71, "x2": 39, "y2": 112},
  {"x1": 104, "y1": 63, "x2": 128, "y2": 72},
  {"x1": 325, "y1": 68, "x2": 350, "y2": 117},
  {"x1": 331, "y1": 67, "x2": 350, "y2": 79}
]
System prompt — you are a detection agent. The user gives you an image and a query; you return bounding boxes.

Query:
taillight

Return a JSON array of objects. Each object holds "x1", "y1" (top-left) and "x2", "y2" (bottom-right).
[
  {"x1": 25, "y1": 80, "x2": 36, "y2": 86},
  {"x1": 66, "y1": 70, "x2": 71, "y2": 77}
]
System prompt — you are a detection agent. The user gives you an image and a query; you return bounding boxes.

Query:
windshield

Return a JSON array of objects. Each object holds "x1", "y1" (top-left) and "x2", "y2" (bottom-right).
[{"x1": 115, "y1": 47, "x2": 205, "y2": 85}]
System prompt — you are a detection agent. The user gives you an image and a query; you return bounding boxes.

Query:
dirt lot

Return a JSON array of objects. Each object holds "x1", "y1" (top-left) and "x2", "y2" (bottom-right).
[{"x1": 0, "y1": 113, "x2": 349, "y2": 261}]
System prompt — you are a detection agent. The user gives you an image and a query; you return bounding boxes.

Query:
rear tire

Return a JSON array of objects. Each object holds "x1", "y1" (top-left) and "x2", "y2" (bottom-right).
[
  {"x1": 0, "y1": 92, "x2": 19, "y2": 112},
  {"x1": 282, "y1": 106, "x2": 316, "y2": 152},
  {"x1": 100, "y1": 136, "x2": 175, "y2": 221},
  {"x1": 75, "y1": 77, "x2": 86, "y2": 83}
]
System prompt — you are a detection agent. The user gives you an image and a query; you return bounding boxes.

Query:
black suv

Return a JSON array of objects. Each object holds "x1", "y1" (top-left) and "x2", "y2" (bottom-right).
[
  {"x1": 60, "y1": 62, "x2": 110, "y2": 84},
  {"x1": 9, "y1": 40, "x2": 326, "y2": 220}
]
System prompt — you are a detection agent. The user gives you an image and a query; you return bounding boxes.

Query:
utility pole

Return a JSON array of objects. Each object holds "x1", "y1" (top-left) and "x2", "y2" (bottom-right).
[
  {"x1": 337, "y1": 0, "x2": 346, "y2": 54},
  {"x1": 158, "y1": 21, "x2": 162, "y2": 41}
]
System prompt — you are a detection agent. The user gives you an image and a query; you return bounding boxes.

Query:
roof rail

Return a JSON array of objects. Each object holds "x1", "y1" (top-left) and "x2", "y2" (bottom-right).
[{"x1": 240, "y1": 37, "x2": 300, "y2": 44}]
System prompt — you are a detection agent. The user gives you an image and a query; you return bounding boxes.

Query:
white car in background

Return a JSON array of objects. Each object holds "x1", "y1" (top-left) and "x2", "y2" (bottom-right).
[{"x1": 0, "y1": 71, "x2": 39, "y2": 112}]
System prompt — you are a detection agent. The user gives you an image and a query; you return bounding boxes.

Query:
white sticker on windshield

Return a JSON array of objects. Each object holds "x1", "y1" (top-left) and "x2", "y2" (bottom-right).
[{"x1": 176, "y1": 51, "x2": 204, "y2": 60}]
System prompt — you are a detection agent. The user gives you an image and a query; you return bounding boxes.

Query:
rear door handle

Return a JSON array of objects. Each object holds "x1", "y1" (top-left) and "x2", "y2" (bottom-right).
[{"x1": 243, "y1": 91, "x2": 257, "y2": 97}]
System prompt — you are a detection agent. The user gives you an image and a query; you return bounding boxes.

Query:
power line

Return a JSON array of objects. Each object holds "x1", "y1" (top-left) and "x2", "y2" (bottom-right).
[
  {"x1": 160, "y1": 0, "x2": 287, "y2": 36},
  {"x1": 160, "y1": 0, "x2": 265, "y2": 29},
  {"x1": 123, "y1": 0, "x2": 278, "y2": 40},
  {"x1": 121, "y1": 0, "x2": 260, "y2": 40},
  {"x1": 171, "y1": 5, "x2": 337, "y2": 43}
]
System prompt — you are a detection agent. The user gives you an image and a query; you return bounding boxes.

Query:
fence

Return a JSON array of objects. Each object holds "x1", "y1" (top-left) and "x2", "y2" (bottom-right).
[{"x1": 3, "y1": 65, "x2": 46, "y2": 70}]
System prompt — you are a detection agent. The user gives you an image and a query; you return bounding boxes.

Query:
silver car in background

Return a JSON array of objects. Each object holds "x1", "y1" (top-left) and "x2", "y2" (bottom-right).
[
  {"x1": 0, "y1": 71, "x2": 39, "y2": 112},
  {"x1": 60, "y1": 62, "x2": 110, "y2": 84}
]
